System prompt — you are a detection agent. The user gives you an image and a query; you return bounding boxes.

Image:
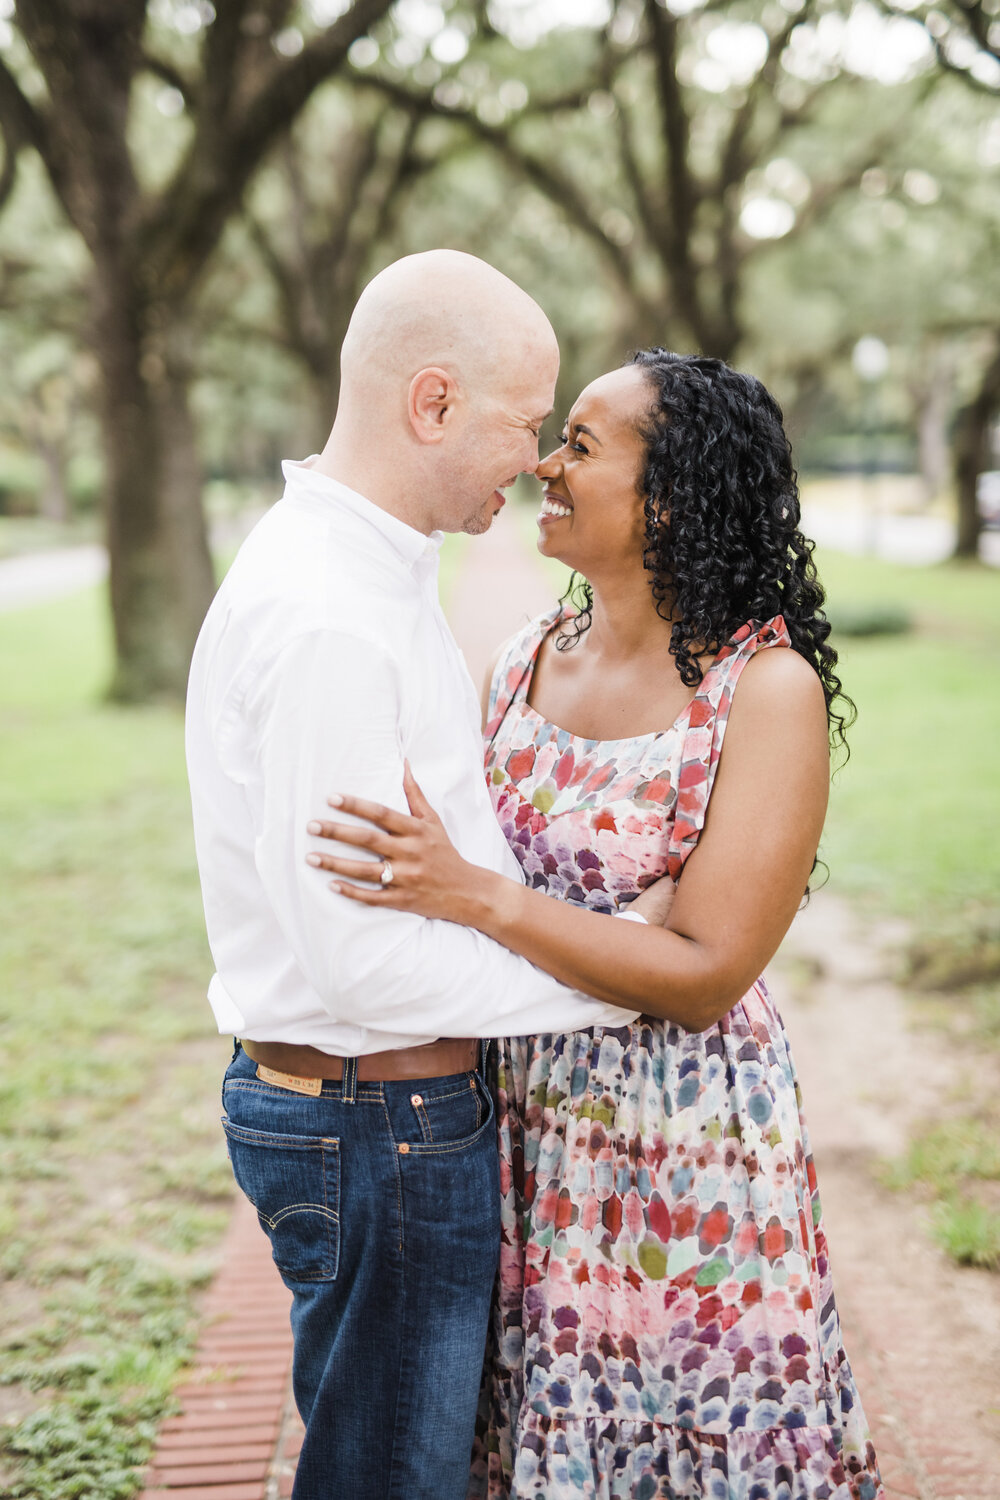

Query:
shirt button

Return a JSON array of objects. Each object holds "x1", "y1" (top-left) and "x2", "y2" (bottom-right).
[
  {"x1": 411, "y1": 1093, "x2": 423, "y2": 1107},
  {"x1": 398, "y1": 1142, "x2": 410, "y2": 1155}
]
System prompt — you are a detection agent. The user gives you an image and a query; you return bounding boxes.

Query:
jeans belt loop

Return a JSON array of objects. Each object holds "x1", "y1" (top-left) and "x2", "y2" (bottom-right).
[{"x1": 342, "y1": 1055, "x2": 358, "y2": 1105}]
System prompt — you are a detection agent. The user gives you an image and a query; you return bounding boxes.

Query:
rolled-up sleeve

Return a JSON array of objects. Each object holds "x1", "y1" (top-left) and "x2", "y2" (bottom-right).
[{"x1": 246, "y1": 628, "x2": 637, "y2": 1042}]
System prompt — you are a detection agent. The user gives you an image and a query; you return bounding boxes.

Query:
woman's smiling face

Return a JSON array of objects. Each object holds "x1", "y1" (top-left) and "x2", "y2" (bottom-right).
[{"x1": 534, "y1": 364, "x2": 654, "y2": 578}]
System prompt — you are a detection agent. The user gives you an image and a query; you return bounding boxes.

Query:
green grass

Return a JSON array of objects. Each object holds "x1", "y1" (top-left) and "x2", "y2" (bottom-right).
[
  {"x1": 0, "y1": 588, "x2": 232, "y2": 1499},
  {"x1": 816, "y1": 551, "x2": 1000, "y2": 919},
  {"x1": 0, "y1": 538, "x2": 474, "y2": 1495},
  {"x1": 815, "y1": 548, "x2": 1000, "y2": 1266},
  {"x1": 881, "y1": 1113, "x2": 1000, "y2": 1270}
]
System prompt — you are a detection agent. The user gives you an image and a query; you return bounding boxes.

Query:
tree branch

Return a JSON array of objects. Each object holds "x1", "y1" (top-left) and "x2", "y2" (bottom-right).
[
  {"x1": 641, "y1": 0, "x2": 706, "y2": 344},
  {"x1": 613, "y1": 90, "x2": 669, "y2": 257},
  {"x1": 717, "y1": 3, "x2": 816, "y2": 199},
  {"x1": 142, "y1": 51, "x2": 195, "y2": 103},
  {"x1": 144, "y1": 0, "x2": 395, "y2": 301},
  {"x1": 0, "y1": 49, "x2": 51, "y2": 165},
  {"x1": 878, "y1": 0, "x2": 1000, "y2": 93},
  {"x1": 954, "y1": 0, "x2": 1000, "y2": 61},
  {"x1": 354, "y1": 71, "x2": 642, "y2": 301}
]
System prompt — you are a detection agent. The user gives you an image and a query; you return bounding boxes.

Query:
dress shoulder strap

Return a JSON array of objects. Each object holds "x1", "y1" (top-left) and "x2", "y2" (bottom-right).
[
  {"x1": 484, "y1": 604, "x2": 566, "y2": 747},
  {"x1": 665, "y1": 615, "x2": 791, "y2": 881}
]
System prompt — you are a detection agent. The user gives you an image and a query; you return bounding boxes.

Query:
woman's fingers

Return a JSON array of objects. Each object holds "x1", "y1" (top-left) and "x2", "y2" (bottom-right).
[
  {"x1": 324, "y1": 792, "x2": 414, "y2": 836},
  {"x1": 402, "y1": 760, "x2": 438, "y2": 821},
  {"x1": 305, "y1": 818, "x2": 393, "y2": 854},
  {"x1": 306, "y1": 852, "x2": 386, "y2": 884},
  {"x1": 327, "y1": 879, "x2": 399, "y2": 906}
]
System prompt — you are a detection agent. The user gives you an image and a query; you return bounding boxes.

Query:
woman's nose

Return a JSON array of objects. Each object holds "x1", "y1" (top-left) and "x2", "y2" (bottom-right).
[{"x1": 535, "y1": 448, "x2": 561, "y2": 481}]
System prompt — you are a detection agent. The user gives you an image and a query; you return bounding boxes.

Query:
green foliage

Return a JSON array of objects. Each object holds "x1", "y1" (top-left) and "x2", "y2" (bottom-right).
[
  {"x1": 827, "y1": 602, "x2": 912, "y2": 637},
  {"x1": 903, "y1": 912, "x2": 1000, "y2": 991},
  {"x1": 3, "y1": 1392, "x2": 166, "y2": 1500},
  {"x1": 884, "y1": 1115, "x2": 1000, "y2": 1188},
  {"x1": 881, "y1": 1112, "x2": 1000, "y2": 1271},
  {"x1": 931, "y1": 1198, "x2": 1000, "y2": 1270}
]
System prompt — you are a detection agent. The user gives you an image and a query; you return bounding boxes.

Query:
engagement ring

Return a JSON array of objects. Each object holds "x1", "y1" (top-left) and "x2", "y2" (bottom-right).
[{"x1": 380, "y1": 859, "x2": 394, "y2": 886}]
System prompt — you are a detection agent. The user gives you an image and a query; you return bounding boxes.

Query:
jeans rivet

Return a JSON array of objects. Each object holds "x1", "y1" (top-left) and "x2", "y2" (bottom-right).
[
  {"x1": 411, "y1": 1093, "x2": 423, "y2": 1107},
  {"x1": 398, "y1": 1142, "x2": 410, "y2": 1154}
]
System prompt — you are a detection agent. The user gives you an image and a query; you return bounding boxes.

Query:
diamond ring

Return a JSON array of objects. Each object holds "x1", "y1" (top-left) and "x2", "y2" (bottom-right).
[{"x1": 380, "y1": 859, "x2": 394, "y2": 887}]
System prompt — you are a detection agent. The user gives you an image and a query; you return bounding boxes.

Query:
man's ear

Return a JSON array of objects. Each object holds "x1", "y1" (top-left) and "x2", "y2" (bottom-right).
[{"x1": 408, "y1": 367, "x2": 457, "y2": 444}]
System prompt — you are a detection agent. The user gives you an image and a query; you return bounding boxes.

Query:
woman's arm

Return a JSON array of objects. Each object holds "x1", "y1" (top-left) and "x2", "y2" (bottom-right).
[{"x1": 307, "y1": 649, "x2": 829, "y2": 1031}]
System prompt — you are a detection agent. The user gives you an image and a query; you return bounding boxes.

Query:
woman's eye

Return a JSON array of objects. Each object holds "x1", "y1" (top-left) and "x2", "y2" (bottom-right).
[{"x1": 560, "y1": 433, "x2": 588, "y2": 455}]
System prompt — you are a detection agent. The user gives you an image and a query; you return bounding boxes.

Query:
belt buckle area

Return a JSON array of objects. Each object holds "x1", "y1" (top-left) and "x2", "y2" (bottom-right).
[{"x1": 255, "y1": 1063, "x2": 322, "y2": 1097}]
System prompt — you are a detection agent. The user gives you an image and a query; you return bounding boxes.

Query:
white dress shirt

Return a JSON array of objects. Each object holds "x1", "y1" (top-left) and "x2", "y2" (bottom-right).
[{"x1": 185, "y1": 460, "x2": 639, "y2": 1055}]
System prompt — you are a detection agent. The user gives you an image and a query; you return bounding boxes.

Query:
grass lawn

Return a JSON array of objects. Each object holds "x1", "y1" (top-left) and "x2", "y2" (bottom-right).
[
  {"x1": 0, "y1": 534, "x2": 473, "y2": 1498},
  {"x1": 0, "y1": 588, "x2": 232, "y2": 1499},
  {"x1": 819, "y1": 553, "x2": 1000, "y2": 1272},
  {"x1": 816, "y1": 549, "x2": 1000, "y2": 919}
]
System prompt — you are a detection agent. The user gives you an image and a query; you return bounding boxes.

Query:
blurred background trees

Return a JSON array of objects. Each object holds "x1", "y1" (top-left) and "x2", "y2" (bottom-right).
[{"x1": 0, "y1": 0, "x2": 997, "y2": 699}]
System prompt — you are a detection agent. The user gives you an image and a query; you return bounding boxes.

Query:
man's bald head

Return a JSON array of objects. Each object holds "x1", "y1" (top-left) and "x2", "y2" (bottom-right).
[
  {"x1": 317, "y1": 250, "x2": 559, "y2": 536},
  {"x1": 339, "y1": 249, "x2": 556, "y2": 410}
]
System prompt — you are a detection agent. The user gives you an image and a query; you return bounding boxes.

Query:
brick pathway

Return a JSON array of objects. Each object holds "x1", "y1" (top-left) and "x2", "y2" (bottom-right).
[
  {"x1": 138, "y1": 1197, "x2": 303, "y2": 1500},
  {"x1": 141, "y1": 510, "x2": 999, "y2": 1498}
]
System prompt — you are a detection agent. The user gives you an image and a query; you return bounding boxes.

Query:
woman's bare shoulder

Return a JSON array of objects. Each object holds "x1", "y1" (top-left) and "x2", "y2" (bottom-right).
[{"x1": 726, "y1": 644, "x2": 829, "y2": 743}]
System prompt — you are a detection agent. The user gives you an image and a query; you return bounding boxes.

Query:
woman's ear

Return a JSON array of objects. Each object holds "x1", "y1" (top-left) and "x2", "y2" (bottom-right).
[{"x1": 408, "y1": 366, "x2": 457, "y2": 444}]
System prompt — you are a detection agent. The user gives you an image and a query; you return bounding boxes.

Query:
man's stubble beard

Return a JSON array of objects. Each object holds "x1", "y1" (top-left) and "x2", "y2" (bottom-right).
[{"x1": 460, "y1": 502, "x2": 496, "y2": 536}]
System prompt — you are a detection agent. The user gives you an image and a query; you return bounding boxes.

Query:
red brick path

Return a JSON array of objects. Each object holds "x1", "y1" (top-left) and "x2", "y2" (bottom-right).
[{"x1": 138, "y1": 1197, "x2": 303, "y2": 1500}]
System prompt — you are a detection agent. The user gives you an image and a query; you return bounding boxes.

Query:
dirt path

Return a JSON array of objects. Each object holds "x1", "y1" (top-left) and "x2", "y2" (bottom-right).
[
  {"x1": 774, "y1": 898, "x2": 1000, "y2": 1498},
  {"x1": 449, "y1": 508, "x2": 1000, "y2": 1499}
]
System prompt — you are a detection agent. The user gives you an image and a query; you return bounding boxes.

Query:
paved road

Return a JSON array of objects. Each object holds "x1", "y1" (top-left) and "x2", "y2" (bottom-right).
[
  {"x1": 0, "y1": 544, "x2": 108, "y2": 612},
  {"x1": 0, "y1": 510, "x2": 269, "y2": 614},
  {"x1": 803, "y1": 500, "x2": 1000, "y2": 567}
]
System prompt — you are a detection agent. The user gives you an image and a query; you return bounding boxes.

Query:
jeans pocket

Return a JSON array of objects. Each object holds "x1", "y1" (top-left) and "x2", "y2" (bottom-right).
[
  {"x1": 222, "y1": 1118, "x2": 340, "y2": 1282},
  {"x1": 406, "y1": 1072, "x2": 494, "y2": 1154}
]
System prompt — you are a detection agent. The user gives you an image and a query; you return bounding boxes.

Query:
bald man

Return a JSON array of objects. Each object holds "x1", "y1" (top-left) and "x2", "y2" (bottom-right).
[{"x1": 186, "y1": 252, "x2": 637, "y2": 1499}]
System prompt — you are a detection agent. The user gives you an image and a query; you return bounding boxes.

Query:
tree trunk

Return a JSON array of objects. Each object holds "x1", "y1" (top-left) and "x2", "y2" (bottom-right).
[
  {"x1": 36, "y1": 439, "x2": 71, "y2": 523},
  {"x1": 952, "y1": 337, "x2": 1000, "y2": 562},
  {"x1": 93, "y1": 273, "x2": 215, "y2": 701},
  {"x1": 915, "y1": 361, "x2": 952, "y2": 507}
]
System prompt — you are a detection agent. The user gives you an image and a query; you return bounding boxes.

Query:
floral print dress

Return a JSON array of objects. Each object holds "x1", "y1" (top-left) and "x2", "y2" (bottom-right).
[{"x1": 468, "y1": 607, "x2": 883, "y2": 1500}]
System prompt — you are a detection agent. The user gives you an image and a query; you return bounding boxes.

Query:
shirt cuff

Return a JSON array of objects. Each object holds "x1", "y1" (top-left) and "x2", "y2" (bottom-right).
[{"x1": 615, "y1": 909, "x2": 648, "y2": 925}]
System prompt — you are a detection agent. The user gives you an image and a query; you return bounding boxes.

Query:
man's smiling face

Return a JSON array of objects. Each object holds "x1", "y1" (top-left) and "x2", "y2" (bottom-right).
[{"x1": 438, "y1": 342, "x2": 560, "y2": 537}]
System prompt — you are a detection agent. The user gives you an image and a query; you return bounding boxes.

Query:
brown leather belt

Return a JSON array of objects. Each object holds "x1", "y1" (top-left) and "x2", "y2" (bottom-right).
[{"x1": 241, "y1": 1037, "x2": 478, "y2": 1084}]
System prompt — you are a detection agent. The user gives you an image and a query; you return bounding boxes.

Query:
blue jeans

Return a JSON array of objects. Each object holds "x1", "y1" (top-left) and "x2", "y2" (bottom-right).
[{"x1": 221, "y1": 1043, "x2": 500, "y2": 1500}]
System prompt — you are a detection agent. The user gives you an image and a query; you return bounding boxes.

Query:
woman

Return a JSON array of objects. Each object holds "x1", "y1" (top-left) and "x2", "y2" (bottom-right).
[{"x1": 307, "y1": 351, "x2": 882, "y2": 1500}]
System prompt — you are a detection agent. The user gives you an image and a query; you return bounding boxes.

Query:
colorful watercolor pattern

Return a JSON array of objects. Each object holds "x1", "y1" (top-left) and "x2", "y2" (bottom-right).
[{"x1": 468, "y1": 608, "x2": 883, "y2": 1500}]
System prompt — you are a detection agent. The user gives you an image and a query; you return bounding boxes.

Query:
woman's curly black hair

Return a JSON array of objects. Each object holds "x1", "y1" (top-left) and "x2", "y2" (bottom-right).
[{"x1": 559, "y1": 348, "x2": 854, "y2": 759}]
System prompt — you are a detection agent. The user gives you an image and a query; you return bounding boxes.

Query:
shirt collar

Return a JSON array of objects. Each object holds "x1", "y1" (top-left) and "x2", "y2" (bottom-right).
[{"x1": 280, "y1": 457, "x2": 444, "y2": 576}]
